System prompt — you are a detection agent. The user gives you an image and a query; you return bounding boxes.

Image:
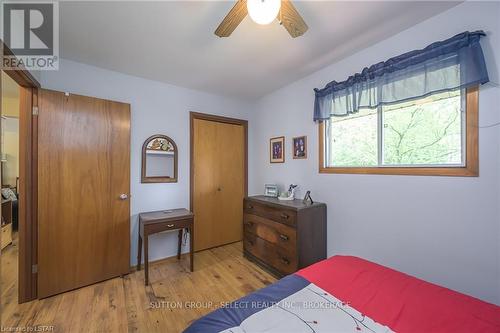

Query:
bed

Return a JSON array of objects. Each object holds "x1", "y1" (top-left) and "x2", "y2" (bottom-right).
[{"x1": 184, "y1": 255, "x2": 500, "y2": 332}]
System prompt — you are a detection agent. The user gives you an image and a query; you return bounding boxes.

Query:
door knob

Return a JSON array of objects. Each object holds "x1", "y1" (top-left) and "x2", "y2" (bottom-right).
[{"x1": 119, "y1": 194, "x2": 129, "y2": 200}]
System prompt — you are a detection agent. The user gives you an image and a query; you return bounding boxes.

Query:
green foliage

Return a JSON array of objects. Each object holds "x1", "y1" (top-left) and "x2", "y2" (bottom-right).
[
  {"x1": 327, "y1": 94, "x2": 462, "y2": 167},
  {"x1": 328, "y1": 109, "x2": 377, "y2": 166}
]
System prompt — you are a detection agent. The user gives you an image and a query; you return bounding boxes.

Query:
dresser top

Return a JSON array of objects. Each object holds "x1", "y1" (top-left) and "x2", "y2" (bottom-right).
[
  {"x1": 139, "y1": 208, "x2": 193, "y2": 224},
  {"x1": 246, "y1": 195, "x2": 325, "y2": 211}
]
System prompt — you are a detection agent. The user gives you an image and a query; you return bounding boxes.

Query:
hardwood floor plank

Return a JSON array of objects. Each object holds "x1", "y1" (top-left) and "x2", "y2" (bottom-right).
[{"x1": 1, "y1": 241, "x2": 277, "y2": 332}]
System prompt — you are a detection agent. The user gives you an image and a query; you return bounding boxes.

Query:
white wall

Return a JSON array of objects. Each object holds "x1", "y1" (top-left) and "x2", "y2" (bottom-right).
[
  {"x1": 250, "y1": 2, "x2": 500, "y2": 305},
  {"x1": 1, "y1": 93, "x2": 20, "y2": 187},
  {"x1": 41, "y1": 59, "x2": 252, "y2": 266},
  {"x1": 2, "y1": 96, "x2": 19, "y2": 118},
  {"x1": 2, "y1": 117, "x2": 20, "y2": 186}
]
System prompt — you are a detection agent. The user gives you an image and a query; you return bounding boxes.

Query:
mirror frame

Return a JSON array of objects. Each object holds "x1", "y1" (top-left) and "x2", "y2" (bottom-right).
[{"x1": 141, "y1": 134, "x2": 178, "y2": 183}]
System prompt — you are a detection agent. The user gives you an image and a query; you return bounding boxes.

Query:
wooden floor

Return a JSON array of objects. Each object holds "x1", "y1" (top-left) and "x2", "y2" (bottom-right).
[{"x1": 1, "y1": 238, "x2": 276, "y2": 332}]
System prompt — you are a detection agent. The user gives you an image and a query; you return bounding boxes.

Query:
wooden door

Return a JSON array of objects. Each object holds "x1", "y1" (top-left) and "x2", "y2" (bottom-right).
[
  {"x1": 37, "y1": 89, "x2": 130, "y2": 298},
  {"x1": 192, "y1": 115, "x2": 246, "y2": 251}
]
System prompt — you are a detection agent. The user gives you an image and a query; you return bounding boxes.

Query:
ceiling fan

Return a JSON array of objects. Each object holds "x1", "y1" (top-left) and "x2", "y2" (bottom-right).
[{"x1": 215, "y1": 0, "x2": 308, "y2": 38}]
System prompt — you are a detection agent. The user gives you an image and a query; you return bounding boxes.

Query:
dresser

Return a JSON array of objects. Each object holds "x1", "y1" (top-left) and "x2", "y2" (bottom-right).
[{"x1": 243, "y1": 195, "x2": 327, "y2": 277}]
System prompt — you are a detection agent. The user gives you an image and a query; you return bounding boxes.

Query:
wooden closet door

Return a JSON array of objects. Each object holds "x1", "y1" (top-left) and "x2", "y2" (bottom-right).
[
  {"x1": 192, "y1": 118, "x2": 245, "y2": 251},
  {"x1": 215, "y1": 121, "x2": 245, "y2": 247},
  {"x1": 37, "y1": 89, "x2": 130, "y2": 298}
]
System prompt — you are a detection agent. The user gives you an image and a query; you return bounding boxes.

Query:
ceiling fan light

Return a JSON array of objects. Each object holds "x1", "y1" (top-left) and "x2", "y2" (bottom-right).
[{"x1": 247, "y1": 0, "x2": 281, "y2": 25}]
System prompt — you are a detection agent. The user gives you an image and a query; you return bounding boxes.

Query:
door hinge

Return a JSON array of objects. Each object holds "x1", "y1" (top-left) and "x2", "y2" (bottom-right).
[
  {"x1": 32, "y1": 264, "x2": 38, "y2": 274},
  {"x1": 32, "y1": 106, "x2": 39, "y2": 116}
]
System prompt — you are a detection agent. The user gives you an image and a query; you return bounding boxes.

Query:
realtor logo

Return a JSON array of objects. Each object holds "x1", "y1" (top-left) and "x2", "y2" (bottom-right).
[{"x1": 1, "y1": 1, "x2": 59, "y2": 70}]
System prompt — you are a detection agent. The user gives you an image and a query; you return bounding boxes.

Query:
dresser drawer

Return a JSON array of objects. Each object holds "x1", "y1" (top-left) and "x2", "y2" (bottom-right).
[
  {"x1": 244, "y1": 199, "x2": 296, "y2": 226},
  {"x1": 244, "y1": 232, "x2": 297, "y2": 275},
  {"x1": 244, "y1": 214, "x2": 296, "y2": 254}
]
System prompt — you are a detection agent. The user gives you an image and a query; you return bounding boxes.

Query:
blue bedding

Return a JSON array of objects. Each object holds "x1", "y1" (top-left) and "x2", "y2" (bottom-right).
[{"x1": 183, "y1": 275, "x2": 309, "y2": 333}]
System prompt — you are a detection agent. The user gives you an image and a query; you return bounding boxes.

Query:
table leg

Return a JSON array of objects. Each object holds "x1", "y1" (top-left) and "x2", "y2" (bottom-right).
[
  {"x1": 137, "y1": 234, "x2": 142, "y2": 271},
  {"x1": 177, "y1": 229, "x2": 182, "y2": 260},
  {"x1": 144, "y1": 233, "x2": 149, "y2": 285},
  {"x1": 189, "y1": 225, "x2": 194, "y2": 272}
]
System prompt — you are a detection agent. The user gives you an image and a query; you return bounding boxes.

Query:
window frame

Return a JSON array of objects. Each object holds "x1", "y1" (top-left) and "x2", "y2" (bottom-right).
[{"x1": 318, "y1": 86, "x2": 479, "y2": 177}]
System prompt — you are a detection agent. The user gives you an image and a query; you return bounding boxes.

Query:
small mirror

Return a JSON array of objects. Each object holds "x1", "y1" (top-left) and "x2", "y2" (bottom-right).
[{"x1": 141, "y1": 135, "x2": 178, "y2": 183}]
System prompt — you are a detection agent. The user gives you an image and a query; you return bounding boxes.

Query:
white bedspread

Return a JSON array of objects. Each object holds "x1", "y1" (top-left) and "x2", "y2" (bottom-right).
[{"x1": 221, "y1": 283, "x2": 394, "y2": 333}]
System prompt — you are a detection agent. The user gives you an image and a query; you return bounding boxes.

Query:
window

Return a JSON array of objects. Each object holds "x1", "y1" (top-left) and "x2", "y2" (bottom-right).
[
  {"x1": 315, "y1": 32, "x2": 487, "y2": 176},
  {"x1": 319, "y1": 87, "x2": 478, "y2": 176}
]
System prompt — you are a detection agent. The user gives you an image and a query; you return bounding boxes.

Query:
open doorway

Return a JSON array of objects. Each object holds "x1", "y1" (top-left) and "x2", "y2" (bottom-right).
[
  {"x1": 0, "y1": 42, "x2": 40, "y2": 305},
  {"x1": 1, "y1": 71, "x2": 21, "y2": 306}
]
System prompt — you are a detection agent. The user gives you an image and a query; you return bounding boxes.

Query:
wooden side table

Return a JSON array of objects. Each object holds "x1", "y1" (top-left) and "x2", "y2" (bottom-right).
[{"x1": 137, "y1": 208, "x2": 194, "y2": 285}]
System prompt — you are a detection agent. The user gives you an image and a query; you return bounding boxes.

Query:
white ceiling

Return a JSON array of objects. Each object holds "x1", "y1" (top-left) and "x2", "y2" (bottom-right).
[{"x1": 60, "y1": 1, "x2": 459, "y2": 100}]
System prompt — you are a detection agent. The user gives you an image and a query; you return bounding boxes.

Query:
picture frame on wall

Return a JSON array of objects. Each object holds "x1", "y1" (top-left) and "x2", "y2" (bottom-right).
[
  {"x1": 292, "y1": 136, "x2": 307, "y2": 159},
  {"x1": 270, "y1": 136, "x2": 285, "y2": 163}
]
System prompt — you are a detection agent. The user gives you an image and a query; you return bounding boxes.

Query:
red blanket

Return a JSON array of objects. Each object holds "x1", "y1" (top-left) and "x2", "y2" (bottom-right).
[{"x1": 297, "y1": 256, "x2": 500, "y2": 333}]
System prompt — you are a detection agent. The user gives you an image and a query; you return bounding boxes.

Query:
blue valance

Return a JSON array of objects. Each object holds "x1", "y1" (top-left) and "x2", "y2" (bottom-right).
[{"x1": 313, "y1": 31, "x2": 489, "y2": 121}]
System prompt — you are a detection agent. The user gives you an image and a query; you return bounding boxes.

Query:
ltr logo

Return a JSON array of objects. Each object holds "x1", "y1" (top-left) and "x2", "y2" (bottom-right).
[{"x1": 2, "y1": 2, "x2": 54, "y2": 55}]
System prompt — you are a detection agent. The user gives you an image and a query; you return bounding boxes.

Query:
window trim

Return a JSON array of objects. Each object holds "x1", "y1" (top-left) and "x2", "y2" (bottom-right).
[{"x1": 318, "y1": 86, "x2": 479, "y2": 177}]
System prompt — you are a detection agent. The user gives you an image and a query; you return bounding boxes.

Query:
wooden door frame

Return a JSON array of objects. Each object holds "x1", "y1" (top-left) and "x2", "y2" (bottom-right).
[
  {"x1": 189, "y1": 112, "x2": 248, "y2": 245},
  {"x1": 2, "y1": 40, "x2": 41, "y2": 303}
]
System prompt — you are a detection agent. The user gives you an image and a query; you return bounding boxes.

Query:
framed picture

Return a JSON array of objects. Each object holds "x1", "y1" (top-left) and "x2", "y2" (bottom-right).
[
  {"x1": 270, "y1": 136, "x2": 285, "y2": 163},
  {"x1": 292, "y1": 136, "x2": 307, "y2": 159}
]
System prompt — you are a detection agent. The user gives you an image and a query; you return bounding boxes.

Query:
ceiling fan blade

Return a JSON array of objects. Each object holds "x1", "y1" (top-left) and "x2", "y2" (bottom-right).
[
  {"x1": 214, "y1": 0, "x2": 248, "y2": 37},
  {"x1": 279, "y1": 0, "x2": 308, "y2": 38}
]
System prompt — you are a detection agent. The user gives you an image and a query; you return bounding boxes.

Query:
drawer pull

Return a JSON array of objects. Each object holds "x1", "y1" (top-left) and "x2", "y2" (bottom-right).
[
  {"x1": 247, "y1": 240, "x2": 254, "y2": 246},
  {"x1": 167, "y1": 224, "x2": 175, "y2": 228},
  {"x1": 244, "y1": 222, "x2": 254, "y2": 227},
  {"x1": 281, "y1": 257, "x2": 290, "y2": 265},
  {"x1": 279, "y1": 234, "x2": 289, "y2": 241},
  {"x1": 247, "y1": 204, "x2": 254, "y2": 209},
  {"x1": 280, "y1": 213, "x2": 289, "y2": 220}
]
